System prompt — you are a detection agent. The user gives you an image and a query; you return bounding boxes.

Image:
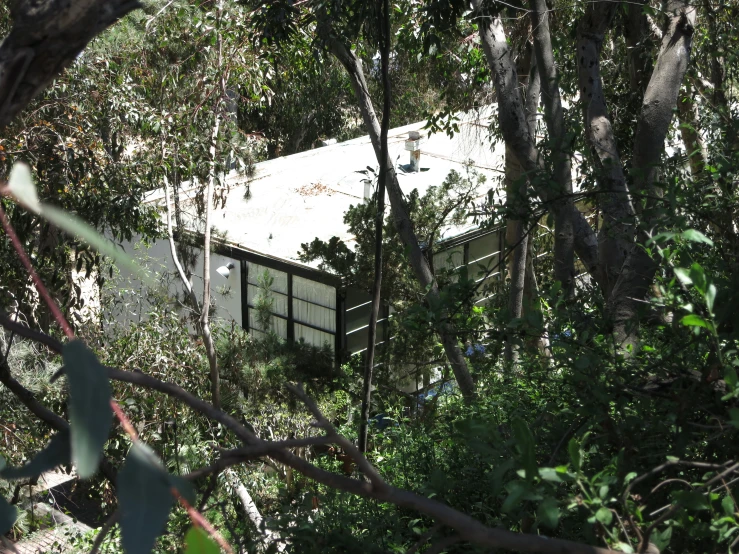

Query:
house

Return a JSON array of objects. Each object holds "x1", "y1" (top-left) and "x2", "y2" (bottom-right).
[{"x1": 118, "y1": 109, "x2": 513, "y2": 364}]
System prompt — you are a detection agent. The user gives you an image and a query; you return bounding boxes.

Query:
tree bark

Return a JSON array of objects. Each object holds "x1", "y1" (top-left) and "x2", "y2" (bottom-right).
[
  {"x1": 471, "y1": 0, "x2": 603, "y2": 290},
  {"x1": 529, "y1": 0, "x2": 576, "y2": 293},
  {"x1": 318, "y1": 23, "x2": 476, "y2": 401},
  {"x1": 359, "y1": 0, "x2": 390, "y2": 453},
  {"x1": 576, "y1": 3, "x2": 636, "y2": 299},
  {"x1": 676, "y1": 86, "x2": 707, "y2": 177},
  {"x1": 608, "y1": 0, "x2": 697, "y2": 349},
  {"x1": 623, "y1": 0, "x2": 653, "y2": 94},
  {"x1": 0, "y1": 0, "x2": 140, "y2": 129},
  {"x1": 504, "y1": 49, "x2": 540, "y2": 364}
]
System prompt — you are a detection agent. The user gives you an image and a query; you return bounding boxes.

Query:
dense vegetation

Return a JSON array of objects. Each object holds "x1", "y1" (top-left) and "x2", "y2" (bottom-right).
[{"x1": 0, "y1": 0, "x2": 738, "y2": 553}]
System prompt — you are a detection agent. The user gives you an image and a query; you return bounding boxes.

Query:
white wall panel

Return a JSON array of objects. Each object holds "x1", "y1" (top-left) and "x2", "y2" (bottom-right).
[
  {"x1": 295, "y1": 324, "x2": 334, "y2": 351},
  {"x1": 292, "y1": 298, "x2": 335, "y2": 332},
  {"x1": 293, "y1": 276, "x2": 335, "y2": 309}
]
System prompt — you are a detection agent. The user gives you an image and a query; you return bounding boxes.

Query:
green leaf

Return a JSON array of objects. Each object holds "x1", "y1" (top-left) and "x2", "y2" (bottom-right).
[
  {"x1": 184, "y1": 526, "x2": 219, "y2": 554},
  {"x1": 538, "y1": 467, "x2": 563, "y2": 483},
  {"x1": 680, "y1": 314, "x2": 710, "y2": 329},
  {"x1": 680, "y1": 229, "x2": 714, "y2": 246},
  {"x1": 0, "y1": 495, "x2": 17, "y2": 535},
  {"x1": 673, "y1": 490, "x2": 710, "y2": 511},
  {"x1": 118, "y1": 443, "x2": 175, "y2": 554},
  {"x1": 722, "y1": 495, "x2": 735, "y2": 516},
  {"x1": 705, "y1": 284, "x2": 717, "y2": 313},
  {"x1": 7, "y1": 162, "x2": 41, "y2": 213},
  {"x1": 689, "y1": 263, "x2": 706, "y2": 294},
  {"x1": 169, "y1": 474, "x2": 197, "y2": 506},
  {"x1": 62, "y1": 341, "x2": 112, "y2": 479},
  {"x1": 537, "y1": 497, "x2": 560, "y2": 529},
  {"x1": 1, "y1": 431, "x2": 70, "y2": 480},
  {"x1": 6, "y1": 164, "x2": 153, "y2": 287},
  {"x1": 673, "y1": 267, "x2": 692, "y2": 285},
  {"x1": 511, "y1": 418, "x2": 536, "y2": 481},
  {"x1": 595, "y1": 506, "x2": 613, "y2": 525},
  {"x1": 568, "y1": 437, "x2": 581, "y2": 472},
  {"x1": 652, "y1": 526, "x2": 672, "y2": 552},
  {"x1": 502, "y1": 480, "x2": 529, "y2": 513}
]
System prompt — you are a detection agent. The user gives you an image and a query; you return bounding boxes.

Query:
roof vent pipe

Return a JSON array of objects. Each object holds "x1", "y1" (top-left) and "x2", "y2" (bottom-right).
[{"x1": 405, "y1": 131, "x2": 421, "y2": 172}]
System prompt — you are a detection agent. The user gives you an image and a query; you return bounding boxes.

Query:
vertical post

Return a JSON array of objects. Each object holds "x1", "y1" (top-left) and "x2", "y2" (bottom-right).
[
  {"x1": 287, "y1": 273, "x2": 294, "y2": 342},
  {"x1": 240, "y1": 260, "x2": 249, "y2": 331},
  {"x1": 335, "y1": 288, "x2": 345, "y2": 369}
]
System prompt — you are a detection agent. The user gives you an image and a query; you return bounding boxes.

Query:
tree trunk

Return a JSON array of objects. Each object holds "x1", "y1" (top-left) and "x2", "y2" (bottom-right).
[
  {"x1": 199, "y1": 16, "x2": 225, "y2": 410},
  {"x1": 529, "y1": 0, "x2": 576, "y2": 293},
  {"x1": 623, "y1": 0, "x2": 653, "y2": 94},
  {"x1": 319, "y1": 23, "x2": 476, "y2": 401},
  {"x1": 608, "y1": 0, "x2": 697, "y2": 349},
  {"x1": 504, "y1": 50, "x2": 540, "y2": 364},
  {"x1": 504, "y1": 147, "x2": 529, "y2": 365},
  {"x1": 471, "y1": 0, "x2": 603, "y2": 290},
  {"x1": 359, "y1": 0, "x2": 390, "y2": 453},
  {"x1": 576, "y1": 3, "x2": 636, "y2": 300}
]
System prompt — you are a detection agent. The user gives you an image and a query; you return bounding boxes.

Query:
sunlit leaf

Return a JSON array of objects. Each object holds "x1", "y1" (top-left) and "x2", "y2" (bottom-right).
[
  {"x1": 184, "y1": 526, "x2": 219, "y2": 554},
  {"x1": 62, "y1": 341, "x2": 112, "y2": 479},
  {"x1": 118, "y1": 442, "x2": 175, "y2": 554},
  {"x1": 680, "y1": 314, "x2": 710, "y2": 330},
  {"x1": 673, "y1": 267, "x2": 692, "y2": 285},
  {"x1": 680, "y1": 229, "x2": 714, "y2": 246},
  {"x1": 7, "y1": 162, "x2": 41, "y2": 213},
  {"x1": 705, "y1": 284, "x2": 717, "y2": 313},
  {"x1": 1, "y1": 431, "x2": 70, "y2": 480},
  {"x1": 595, "y1": 506, "x2": 613, "y2": 525}
]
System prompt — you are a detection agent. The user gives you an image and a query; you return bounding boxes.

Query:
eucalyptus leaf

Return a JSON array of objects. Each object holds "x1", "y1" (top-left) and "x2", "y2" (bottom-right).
[
  {"x1": 42, "y1": 205, "x2": 156, "y2": 287},
  {"x1": 62, "y1": 341, "x2": 112, "y2": 479},
  {"x1": 0, "y1": 494, "x2": 17, "y2": 536},
  {"x1": 118, "y1": 442, "x2": 175, "y2": 554},
  {"x1": 1, "y1": 431, "x2": 70, "y2": 480},
  {"x1": 169, "y1": 474, "x2": 197, "y2": 506},
  {"x1": 184, "y1": 526, "x2": 219, "y2": 554},
  {"x1": 7, "y1": 162, "x2": 41, "y2": 213}
]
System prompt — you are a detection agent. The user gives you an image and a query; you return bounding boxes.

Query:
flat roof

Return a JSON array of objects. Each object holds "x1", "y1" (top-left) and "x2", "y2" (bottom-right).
[{"x1": 148, "y1": 108, "x2": 506, "y2": 272}]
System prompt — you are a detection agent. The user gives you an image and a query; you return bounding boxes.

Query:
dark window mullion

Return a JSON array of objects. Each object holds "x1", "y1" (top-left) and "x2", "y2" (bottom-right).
[{"x1": 287, "y1": 273, "x2": 295, "y2": 342}]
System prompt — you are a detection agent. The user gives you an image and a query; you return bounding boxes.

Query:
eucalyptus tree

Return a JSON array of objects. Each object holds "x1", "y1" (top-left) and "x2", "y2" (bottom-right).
[
  {"x1": 0, "y1": 2, "x2": 160, "y2": 327},
  {"x1": 252, "y1": 0, "x2": 478, "y2": 400}
]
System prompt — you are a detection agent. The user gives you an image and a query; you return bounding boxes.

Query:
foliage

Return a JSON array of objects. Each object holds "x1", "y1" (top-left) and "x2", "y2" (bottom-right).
[{"x1": 1, "y1": 0, "x2": 739, "y2": 553}]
